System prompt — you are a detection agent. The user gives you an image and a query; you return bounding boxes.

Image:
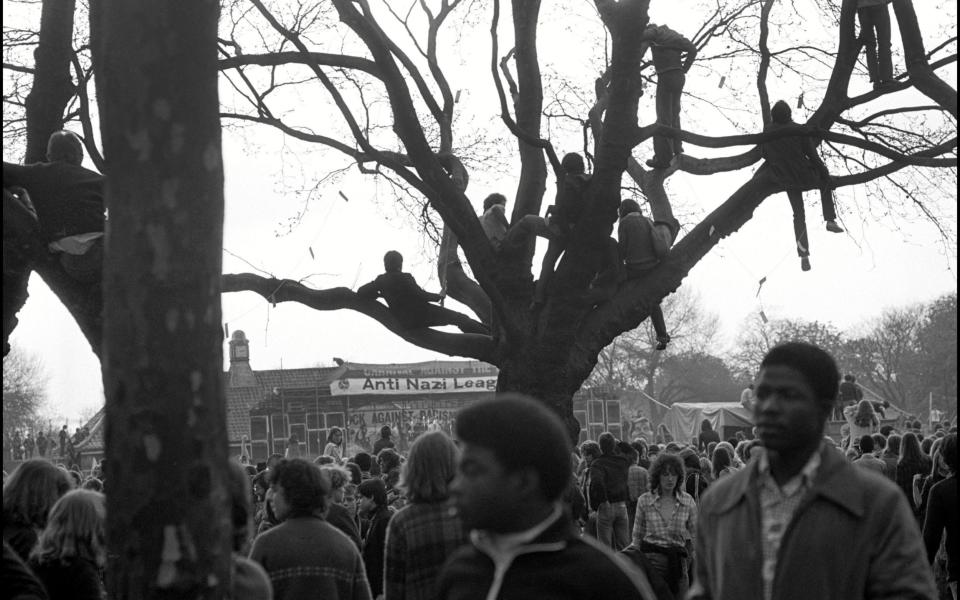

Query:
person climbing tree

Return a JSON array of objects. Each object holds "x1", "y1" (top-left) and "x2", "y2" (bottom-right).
[
  {"x1": 480, "y1": 192, "x2": 555, "y2": 259},
  {"x1": 533, "y1": 152, "x2": 590, "y2": 307},
  {"x1": 760, "y1": 100, "x2": 844, "y2": 272},
  {"x1": 618, "y1": 199, "x2": 671, "y2": 350},
  {"x1": 357, "y1": 250, "x2": 488, "y2": 334},
  {"x1": 2, "y1": 131, "x2": 105, "y2": 283},
  {"x1": 641, "y1": 24, "x2": 698, "y2": 169},
  {"x1": 857, "y1": 0, "x2": 896, "y2": 89}
]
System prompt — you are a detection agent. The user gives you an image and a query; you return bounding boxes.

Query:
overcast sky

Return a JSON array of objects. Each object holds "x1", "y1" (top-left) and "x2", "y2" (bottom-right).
[{"x1": 6, "y1": 1, "x2": 957, "y2": 424}]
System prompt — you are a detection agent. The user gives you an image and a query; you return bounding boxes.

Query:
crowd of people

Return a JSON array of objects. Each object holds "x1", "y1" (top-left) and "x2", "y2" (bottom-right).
[
  {"x1": 3, "y1": 342, "x2": 958, "y2": 600},
  {"x1": 4, "y1": 425, "x2": 89, "y2": 465}
]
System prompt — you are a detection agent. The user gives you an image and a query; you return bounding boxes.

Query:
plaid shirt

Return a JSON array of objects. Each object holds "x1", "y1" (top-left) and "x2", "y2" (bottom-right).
[
  {"x1": 383, "y1": 501, "x2": 468, "y2": 600},
  {"x1": 632, "y1": 490, "x2": 697, "y2": 548},
  {"x1": 757, "y1": 448, "x2": 821, "y2": 600}
]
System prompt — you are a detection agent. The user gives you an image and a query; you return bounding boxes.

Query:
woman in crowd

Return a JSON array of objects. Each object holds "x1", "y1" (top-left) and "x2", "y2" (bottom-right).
[
  {"x1": 284, "y1": 433, "x2": 303, "y2": 459},
  {"x1": 712, "y1": 446, "x2": 735, "y2": 480},
  {"x1": 28, "y1": 489, "x2": 106, "y2": 600},
  {"x1": 2, "y1": 458, "x2": 74, "y2": 561},
  {"x1": 324, "y1": 427, "x2": 345, "y2": 465},
  {"x1": 714, "y1": 441, "x2": 739, "y2": 469},
  {"x1": 383, "y1": 431, "x2": 467, "y2": 600},
  {"x1": 631, "y1": 453, "x2": 697, "y2": 599},
  {"x1": 914, "y1": 437, "x2": 947, "y2": 525},
  {"x1": 844, "y1": 399, "x2": 881, "y2": 443},
  {"x1": 897, "y1": 431, "x2": 932, "y2": 518},
  {"x1": 697, "y1": 420, "x2": 720, "y2": 453},
  {"x1": 377, "y1": 448, "x2": 403, "y2": 499}
]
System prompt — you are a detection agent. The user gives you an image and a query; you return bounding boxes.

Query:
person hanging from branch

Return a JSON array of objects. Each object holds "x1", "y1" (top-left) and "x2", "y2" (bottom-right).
[
  {"x1": 760, "y1": 100, "x2": 844, "y2": 273},
  {"x1": 532, "y1": 152, "x2": 590, "y2": 308},
  {"x1": 857, "y1": 0, "x2": 896, "y2": 90},
  {"x1": 617, "y1": 199, "x2": 671, "y2": 351},
  {"x1": 357, "y1": 250, "x2": 489, "y2": 334},
  {"x1": 2, "y1": 131, "x2": 105, "y2": 283},
  {"x1": 641, "y1": 24, "x2": 698, "y2": 170}
]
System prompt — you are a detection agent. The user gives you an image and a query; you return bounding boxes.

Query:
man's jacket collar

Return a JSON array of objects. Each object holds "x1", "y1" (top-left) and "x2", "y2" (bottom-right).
[{"x1": 712, "y1": 442, "x2": 865, "y2": 518}]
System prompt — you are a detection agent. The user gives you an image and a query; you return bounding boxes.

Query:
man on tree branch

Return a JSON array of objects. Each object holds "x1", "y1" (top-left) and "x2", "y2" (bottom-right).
[
  {"x1": 357, "y1": 250, "x2": 488, "y2": 335},
  {"x1": 760, "y1": 101, "x2": 844, "y2": 273},
  {"x1": 641, "y1": 24, "x2": 698, "y2": 170}
]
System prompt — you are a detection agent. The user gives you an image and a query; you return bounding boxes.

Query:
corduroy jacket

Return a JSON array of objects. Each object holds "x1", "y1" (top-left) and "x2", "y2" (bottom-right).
[{"x1": 689, "y1": 442, "x2": 936, "y2": 600}]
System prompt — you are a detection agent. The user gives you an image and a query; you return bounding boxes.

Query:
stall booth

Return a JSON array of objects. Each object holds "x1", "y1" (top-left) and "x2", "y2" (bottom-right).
[{"x1": 664, "y1": 402, "x2": 754, "y2": 446}]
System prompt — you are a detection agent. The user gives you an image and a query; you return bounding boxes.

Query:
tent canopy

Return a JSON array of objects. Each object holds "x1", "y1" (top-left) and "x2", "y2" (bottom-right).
[{"x1": 664, "y1": 402, "x2": 753, "y2": 446}]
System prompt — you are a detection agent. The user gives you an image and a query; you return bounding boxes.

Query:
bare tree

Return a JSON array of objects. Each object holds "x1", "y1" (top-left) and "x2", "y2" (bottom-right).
[
  {"x1": 2, "y1": 345, "x2": 49, "y2": 434},
  {"x1": 3, "y1": 0, "x2": 957, "y2": 442}
]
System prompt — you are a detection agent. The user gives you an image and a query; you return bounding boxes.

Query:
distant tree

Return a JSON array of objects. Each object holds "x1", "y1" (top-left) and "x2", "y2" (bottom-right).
[
  {"x1": 844, "y1": 293, "x2": 957, "y2": 419},
  {"x1": 2, "y1": 346, "x2": 49, "y2": 434},
  {"x1": 654, "y1": 351, "x2": 742, "y2": 406},
  {"x1": 917, "y1": 292, "x2": 957, "y2": 418},
  {"x1": 588, "y1": 287, "x2": 721, "y2": 390},
  {"x1": 730, "y1": 312, "x2": 846, "y2": 377}
]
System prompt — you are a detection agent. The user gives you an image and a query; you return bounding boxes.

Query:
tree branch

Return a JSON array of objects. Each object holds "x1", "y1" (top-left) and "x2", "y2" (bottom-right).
[
  {"x1": 218, "y1": 51, "x2": 382, "y2": 77},
  {"x1": 221, "y1": 273, "x2": 494, "y2": 361}
]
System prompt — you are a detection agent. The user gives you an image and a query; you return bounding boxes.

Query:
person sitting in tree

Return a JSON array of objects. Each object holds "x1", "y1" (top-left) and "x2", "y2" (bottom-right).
[
  {"x1": 760, "y1": 100, "x2": 844, "y2": 272},
  {"x1": 479, "y1": 192, "x2": 555, "y2": 265},
  {"x1": 533, "y1": 152, "x2": 591, "y2": 307},
  {"x1": 618, "y1": 199, "x2": 671, "y2": 350},
  {"x1": 641, "y1": 24, "x2": 698, "y2": 169},
  {"x1": 2, "y1": 131, "x2": 105, "y2": 283},
  {"x1": 357, "y1": 250, "x2": 488, "y2": 334},
  {"x1": 857, "y1": 0, "x2": 896, "y2": 89}
]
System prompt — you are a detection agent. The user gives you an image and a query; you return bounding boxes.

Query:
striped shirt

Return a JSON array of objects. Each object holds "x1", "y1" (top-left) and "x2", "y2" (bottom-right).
[
  {"x1": 757, "y1": 448, "x2": 821, "y2": 600},
  {"x1": 632, "y1": 490, "x2": 697, "y2": 548},
  {"x1": 383, "y1": 501, "x2": 468, "y2": 600}
]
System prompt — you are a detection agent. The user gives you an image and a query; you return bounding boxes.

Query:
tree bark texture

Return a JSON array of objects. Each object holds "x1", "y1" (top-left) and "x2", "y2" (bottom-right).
[{"x1": 91, "y1": 0, "x2": 231, "y2": 597}]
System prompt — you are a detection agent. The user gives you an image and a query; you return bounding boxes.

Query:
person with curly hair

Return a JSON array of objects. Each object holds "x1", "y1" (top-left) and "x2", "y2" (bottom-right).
[
  {"x1": 28, "y1": 489, "x2": 106, "y2": 600},
  {"x1": 2, "y1": 458, "x2": 74, "y2": 561},
  {"x1": 630, "y1": 452, "x2": 697, "y2": 599}
]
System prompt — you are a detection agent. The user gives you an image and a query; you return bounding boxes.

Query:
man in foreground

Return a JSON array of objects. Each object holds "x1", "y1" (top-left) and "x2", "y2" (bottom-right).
[
  {"x1": 437, "y1": 394, "x2": 656, "y2": 599},
  {"x1": 689, "y1": 341, "x2": 935, "y2": 599}
]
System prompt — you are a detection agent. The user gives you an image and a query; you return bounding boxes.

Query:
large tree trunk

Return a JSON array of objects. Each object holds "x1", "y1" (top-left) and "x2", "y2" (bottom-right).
[{"x1": 91, "y1": 0, "x2": 231, "y2": 597}]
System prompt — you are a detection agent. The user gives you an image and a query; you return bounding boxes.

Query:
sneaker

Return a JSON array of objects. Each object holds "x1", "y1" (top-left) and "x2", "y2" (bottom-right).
[
  {"x1": 655, "y1": 335, "x2": 671, "y2": 351},
  {"x1": 825, "y1": 220, "x2": 843, "y2": 233},
  {"x1": 801, "y1": 256, "x2": 811, "y2": 272}
]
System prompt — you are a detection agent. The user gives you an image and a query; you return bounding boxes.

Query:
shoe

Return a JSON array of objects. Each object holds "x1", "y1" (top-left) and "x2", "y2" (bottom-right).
[
  {"x1": 873, "y1": 79, "x2": 896, "y2": 90},
  {"x1": 646, "y1": 158, "x2": 671, "y2": 169},
  {"x1": 801, "y1": 257, "x2": 811, "y2": 272},
  {"x1": 825, "y1": 220, "x2": 843, "y2": 233},
  {"x1": 655, "y1": 335, "x2": 670, "y2": 351}
]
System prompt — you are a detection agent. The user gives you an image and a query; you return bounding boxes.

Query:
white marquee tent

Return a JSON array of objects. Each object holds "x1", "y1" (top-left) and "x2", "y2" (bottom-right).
[{"x1": 664, "y1": 402, "x2": 754, "y2": 445}]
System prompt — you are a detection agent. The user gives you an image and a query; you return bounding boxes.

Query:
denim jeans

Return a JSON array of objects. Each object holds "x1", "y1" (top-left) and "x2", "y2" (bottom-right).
[{"x1": 596, "y1": 501, "x2": 630, "y2": 550}]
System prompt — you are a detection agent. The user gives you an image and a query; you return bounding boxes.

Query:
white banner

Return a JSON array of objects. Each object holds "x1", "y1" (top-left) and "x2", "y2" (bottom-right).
[{"x1": 331, "y1": 375, "x2": 497, "y2": 396}]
